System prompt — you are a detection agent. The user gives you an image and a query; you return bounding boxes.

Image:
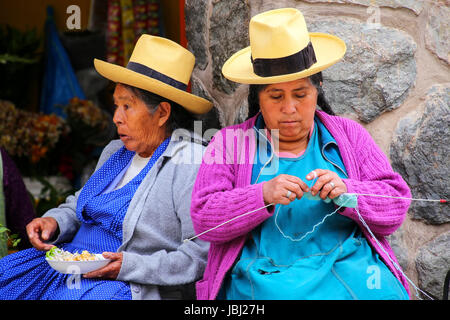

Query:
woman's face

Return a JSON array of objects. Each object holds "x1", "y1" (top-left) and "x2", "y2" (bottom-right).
[
  {"x1": 258, "y1": 78, "x2": 318, "y2": 145},
  {"x1": 112, "y1": 84, "x2": 169, "y2": 157}
]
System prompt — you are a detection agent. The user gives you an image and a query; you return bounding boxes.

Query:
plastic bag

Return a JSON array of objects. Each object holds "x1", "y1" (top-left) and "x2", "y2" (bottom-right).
[{"x1": 40, "y1": 6, "x2": 85, "y2": 117}]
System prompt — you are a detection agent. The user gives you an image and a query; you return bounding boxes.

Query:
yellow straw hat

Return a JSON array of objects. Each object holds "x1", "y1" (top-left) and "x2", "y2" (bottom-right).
[
  {"x1": 222, "y1": 8, "x2": 346, "y2": 84},
  {"x1": 94, "y1": 35, "x2": 213, "y2": 114}
]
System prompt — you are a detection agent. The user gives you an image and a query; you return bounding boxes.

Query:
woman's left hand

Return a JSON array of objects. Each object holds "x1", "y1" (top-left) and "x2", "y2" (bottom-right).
[
  {"x1": 83, "y1": 252, "x2": 123, "y2": 280},
  {"x1": 306, "y1": 169, "x2": 347, "y2": 200}
]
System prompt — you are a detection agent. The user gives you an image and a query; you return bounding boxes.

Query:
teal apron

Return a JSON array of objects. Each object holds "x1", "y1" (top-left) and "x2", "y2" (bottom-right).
[{"x1": 220, "y1": 116, "x2": 409, "y2": 300}]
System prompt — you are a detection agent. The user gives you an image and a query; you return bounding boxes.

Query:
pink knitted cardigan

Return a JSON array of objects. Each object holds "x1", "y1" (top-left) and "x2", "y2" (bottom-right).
[{"x1": 190, "y1": 111, "x2": 411, "y2": 300}]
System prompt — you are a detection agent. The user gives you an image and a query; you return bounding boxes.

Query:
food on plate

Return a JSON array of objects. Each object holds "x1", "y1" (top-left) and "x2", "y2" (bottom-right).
[{"x1": 45, "y1": 247, "x2": 103, "y2": 262}]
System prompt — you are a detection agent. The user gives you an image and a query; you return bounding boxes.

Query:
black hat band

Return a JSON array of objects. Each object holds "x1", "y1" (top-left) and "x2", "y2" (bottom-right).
[
  {"x1": 251, "y1": 41, "x2": 317, "y2": 77},
  {"x1": 127, "y1": 61, "x2": 188, "y2": 91}
]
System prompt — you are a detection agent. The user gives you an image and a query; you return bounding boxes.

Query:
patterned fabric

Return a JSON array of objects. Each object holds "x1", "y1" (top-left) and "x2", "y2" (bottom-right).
[
  {"x1": 107, "y1": 0, "x2": 162, "y2": 66},
  {"x1": 120, "y1": 0, "x2": 135, "y2": 64},
  {"x1": 0, "y1": 139, "x2": 170, "y2": 300},
  {"x1": 133, "y1": 0, "x2": 160, "y2": 40},
  {"x1": 106, "y1": 0, "x2": 123, "y2": 65}
]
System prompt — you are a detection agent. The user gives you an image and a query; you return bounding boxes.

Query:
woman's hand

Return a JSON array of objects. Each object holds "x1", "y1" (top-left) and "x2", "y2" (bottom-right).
[
  {"x1": 83, "y1": 252, "x2": 123, "y2": 280},
  {"x1": 306, "y1": 169, "x2": 347, "y2": 200},
  {"x1": 26, "y1": 217, "x2": 58, "y2": 251},
  {"x1": 262, "y1": 174, "x2": 310, "y2": 205}
]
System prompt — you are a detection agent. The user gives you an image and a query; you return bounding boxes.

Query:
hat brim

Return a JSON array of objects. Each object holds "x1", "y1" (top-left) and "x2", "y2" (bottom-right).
[
  {"x1": 94, "y1": 59, "x2": 213, "y2": 115},
  {"x1": 222, "y1": 33, "x2": 346, "y2": 84}
]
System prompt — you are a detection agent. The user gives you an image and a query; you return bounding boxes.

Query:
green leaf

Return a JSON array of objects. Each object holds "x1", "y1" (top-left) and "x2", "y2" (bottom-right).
[
  {"x1": 0, "y1": 53, "x2": 39, "y2": 64},
  {"x1": 11, "y1": 238, "x2": 21, "y2": 247},
  {"x1": 0, "y1": 226, "x2": 10, "y2": 234},
  {"x1": 46, "y1": 246, "x2": 58, "y2": 258}
]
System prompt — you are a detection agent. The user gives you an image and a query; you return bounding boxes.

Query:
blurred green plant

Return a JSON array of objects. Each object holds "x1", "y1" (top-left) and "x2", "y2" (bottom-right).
[
  {"x1": 0, "y1": 24, "x2": 42, "y2": 108},
  {"x1": 0, "y1": 224, "x2": 21, "y2": 249},
  {"x1": 33, "y1": 176, "x2": 73, "y2": 217}
]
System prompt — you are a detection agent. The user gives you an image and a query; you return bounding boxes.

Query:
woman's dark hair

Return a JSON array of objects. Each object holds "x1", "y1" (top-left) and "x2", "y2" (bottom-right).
[
  {"x1": 246, "y1": 71, "x2": 335, "y2": 119},
  {"x1": 120, "y1": 83, "x2": 197, "y2": 133}
]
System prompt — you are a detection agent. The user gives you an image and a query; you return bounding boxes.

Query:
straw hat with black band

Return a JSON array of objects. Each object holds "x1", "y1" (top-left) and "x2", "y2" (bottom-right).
[
  {"x1": 94, "y1": 35, "x2": 213, "y2": 115},
  {"x1": 222, "y1": 8, "x2": 346, "y2": 85}
]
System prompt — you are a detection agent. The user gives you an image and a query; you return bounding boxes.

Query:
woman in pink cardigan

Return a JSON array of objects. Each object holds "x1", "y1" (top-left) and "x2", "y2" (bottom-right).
[{"x1": 190, "y1": 8, "x2": 411, "y2": 300}]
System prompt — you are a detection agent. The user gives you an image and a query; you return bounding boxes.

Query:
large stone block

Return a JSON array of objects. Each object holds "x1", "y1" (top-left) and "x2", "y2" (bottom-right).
[
  {"x1": 185, "y1": 0, "x2": 210, "y2": 70},
  {"x1": 190, "y1": 77, "x2": 223, "y2": 132},
  {"x1": 209, "y1": 0, "x2": 250, "y2": 94},
  {"x1": 390, "y1": 84, "x2": 450, "y2": 224},
  {"x1": 425, "y1": 3, "x2": 450, "y2": 65},
  {"x1": 387, "y1": 224, "x2": 409, "y2": 272},
  {"x1": 415, "y1": 231, "x2": 450, "y2": 299},
  {"x1": 299, "y1": 0, "x2": 425, "y2": 15},
  {"x1": 307, "y1": 16, "x2": 417, "y2": 123}
]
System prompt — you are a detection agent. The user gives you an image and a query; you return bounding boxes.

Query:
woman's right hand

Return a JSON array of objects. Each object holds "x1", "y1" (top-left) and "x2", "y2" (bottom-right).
[
  {"x1": 262, "y1": 174, "x2": 310, "y2": 206},
  {"x1": 26, "y1": 217, "x2": 59, "y2": 251}
]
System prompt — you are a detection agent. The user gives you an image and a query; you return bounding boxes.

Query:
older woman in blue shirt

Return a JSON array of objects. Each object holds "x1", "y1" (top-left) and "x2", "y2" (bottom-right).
[{"x1": 0, "y1": 35, "x2": 212, "y2": 300}]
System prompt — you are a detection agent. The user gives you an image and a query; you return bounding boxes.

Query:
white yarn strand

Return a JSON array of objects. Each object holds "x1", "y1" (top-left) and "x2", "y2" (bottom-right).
[
  {"x1": 186, "y1": 191, "x2": 443, "y2": 299},
  {"x1": 184, "y1": 203, "x2": 274, "y2": 243},
  {"x1": 274, "y1": 197, "x2": 351, "y2": 242},
  {"x1": 353, "y1": 205, "x2": 435, "y2": 300},
  {"x1": 352, "y1": 193, "x2": 445, "y2": 203}
]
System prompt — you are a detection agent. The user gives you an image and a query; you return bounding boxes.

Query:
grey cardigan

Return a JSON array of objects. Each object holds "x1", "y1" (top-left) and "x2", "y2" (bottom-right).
[{"x1": 43, "y1": 131, "x2": 209, "y2": 299}]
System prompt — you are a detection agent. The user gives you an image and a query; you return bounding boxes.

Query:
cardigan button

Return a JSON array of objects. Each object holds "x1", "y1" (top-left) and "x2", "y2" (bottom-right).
[{"x1": 132, "y1": 285, "x2": 140, "y2": 293}]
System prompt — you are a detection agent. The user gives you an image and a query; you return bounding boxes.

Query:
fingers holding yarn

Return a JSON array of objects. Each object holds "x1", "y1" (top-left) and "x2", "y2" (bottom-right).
[
  {"x1": 306, "y1": 169, "x2": 347, "y2": 199},
  {"x1": 262, "y1": 174, "x2": 309, "y2": 205}
]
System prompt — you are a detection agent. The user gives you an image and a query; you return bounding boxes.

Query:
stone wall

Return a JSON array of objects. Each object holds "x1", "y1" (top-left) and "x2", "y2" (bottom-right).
[{"x1": 185, "y1": 0, "x2": 449, "y2": 299}]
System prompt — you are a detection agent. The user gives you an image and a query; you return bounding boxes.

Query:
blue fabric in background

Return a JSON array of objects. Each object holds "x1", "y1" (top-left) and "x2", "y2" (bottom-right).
[{"x1": 40, "y1": 6, "x2": 85, "y2": 117}]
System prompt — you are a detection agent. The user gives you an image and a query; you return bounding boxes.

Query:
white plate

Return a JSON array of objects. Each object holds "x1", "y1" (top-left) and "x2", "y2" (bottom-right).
[{"x1": 46, "y1": 254, "x2": 110, "y2": 274}]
